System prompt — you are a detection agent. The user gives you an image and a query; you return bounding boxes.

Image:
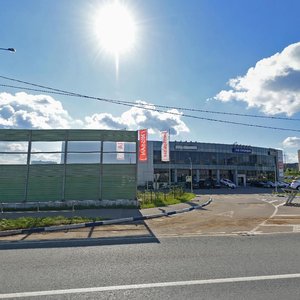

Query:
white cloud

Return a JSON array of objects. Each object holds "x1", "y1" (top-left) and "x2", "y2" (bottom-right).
[
  {"x1": 84, "y1": 101, "x2": 190, "y2": 135},
  {"x1": 215, "y1": 42, "x2": 300, "y2": 116},
  {"x1": 0, "y1": 92, "x2": 189, "y2": 136},
  {"x1": 284, "y1": 152, "x2": 299, "y2": 163},
  {"x1": 283, "y1": 136, "x2": 300, "y2": 148},
  {"x1": 0, "y1": 92, "x2": 74, "y2": 129}
]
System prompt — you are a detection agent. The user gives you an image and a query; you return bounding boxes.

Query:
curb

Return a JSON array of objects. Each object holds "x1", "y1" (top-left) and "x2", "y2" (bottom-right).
[{"x1": 0, "y1": 198, "x2": 212, "y2": 237}]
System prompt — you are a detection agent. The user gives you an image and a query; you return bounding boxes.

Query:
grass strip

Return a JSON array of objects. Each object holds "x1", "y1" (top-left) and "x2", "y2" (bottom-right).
[
  {"x1": 139, "y1": 192, "x2": 195, "y2": 209},
  {"x1": 0, "y1": 216, "x2": 103, "y2": 231}
]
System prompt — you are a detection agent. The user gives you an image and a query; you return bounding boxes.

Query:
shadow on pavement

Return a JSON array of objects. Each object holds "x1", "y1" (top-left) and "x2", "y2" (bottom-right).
[
  {"x1": 0, "y1": 208, "x2": 161, "y2": 250},
  {"x1": 0, "y1": 222, "x2": 160, "y2": 250}
]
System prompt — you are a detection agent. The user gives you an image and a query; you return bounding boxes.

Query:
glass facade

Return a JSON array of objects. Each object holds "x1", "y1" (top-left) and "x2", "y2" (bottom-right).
[
  {"x1": 148, "y1": 141, "x2": 280, "y2": 187},
  {"x1": 153, "y1": 150, "x2": 275, "y2": 168}
]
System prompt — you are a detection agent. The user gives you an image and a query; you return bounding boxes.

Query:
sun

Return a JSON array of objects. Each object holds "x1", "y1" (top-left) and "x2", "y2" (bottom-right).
[{"x1": 94, "y1": 1, "x2": 136, "y2": 56}]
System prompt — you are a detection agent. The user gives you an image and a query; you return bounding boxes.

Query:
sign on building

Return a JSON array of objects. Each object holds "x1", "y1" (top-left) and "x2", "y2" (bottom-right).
[
  {"x1": 139, "y1": 129, "x2": 148, "y2": 161},
  {"x1": 161, "y1": 131, "x2": 170, "y2": 162},
  {"x1": 116, "y1": 142, "x2": 125, "y2": 160}
]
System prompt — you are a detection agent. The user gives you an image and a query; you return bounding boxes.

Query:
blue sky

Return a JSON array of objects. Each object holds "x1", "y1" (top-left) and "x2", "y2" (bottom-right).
[{"x1": 1, "y1": 0, "x2": 300, "y2": 162}]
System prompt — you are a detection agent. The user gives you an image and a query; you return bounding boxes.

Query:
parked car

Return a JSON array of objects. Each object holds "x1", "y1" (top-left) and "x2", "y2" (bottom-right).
[
  {"x1": 250, "y1": 181, "x2": 271, "y2": 188},
  {"x1": 276, "y1": 181, "x2": 289, "y2": 188},
  {"x1": 220, "y1": 178, "x2": 236, "y2": 189},
  {"x1": 266, "y1": 181, "x2": 276, "y2": 188},
  {"x1": 290, "y1": 179, "x2": 300, "y2": 190},
  {"x1": 199, "y1": 179, "x2": 220, "y2": 189}
]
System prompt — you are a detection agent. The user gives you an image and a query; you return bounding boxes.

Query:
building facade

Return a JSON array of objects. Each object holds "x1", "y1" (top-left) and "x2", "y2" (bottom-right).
[{"x1": 138, "y1": 141, "x2": 284, "y2": 187}]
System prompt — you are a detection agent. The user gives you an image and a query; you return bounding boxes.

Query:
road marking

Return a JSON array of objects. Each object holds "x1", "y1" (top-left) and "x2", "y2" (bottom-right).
[
  {"x1": 276, "y1": 215, "x2": 300, "y2": 217},
  {"x1": 250, "y1": 198, "x2": 284, "y2": 233},
  {"x1": 1, "y1": 274, "x2": 300, "y2": 298},
  {"x1": 293, "y1": 225, "x2": 300, "y2": 232},
  {"x1": 268, "y1": 200, "x2": 278, "y2": 203},
  {"x1": 216, "y1": 211, "x2": 234, "y2": 218}
]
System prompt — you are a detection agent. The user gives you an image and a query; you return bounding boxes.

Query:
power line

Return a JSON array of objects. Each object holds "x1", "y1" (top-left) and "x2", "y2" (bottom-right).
[
  {"x1": 1, "y1": 76, "x2": 300, "y2": 133},
  {"x1": 1, "y1": 75, "x2": 299, "y2": 122}
]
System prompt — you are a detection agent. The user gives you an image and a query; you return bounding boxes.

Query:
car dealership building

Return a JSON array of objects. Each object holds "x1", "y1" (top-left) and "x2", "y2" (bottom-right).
[{"x1": 138, "y1": 140, "x2": 284, "y2": 188}]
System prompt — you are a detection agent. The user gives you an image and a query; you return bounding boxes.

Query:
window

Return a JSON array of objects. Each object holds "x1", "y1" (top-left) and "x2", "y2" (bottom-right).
[
  {"x1": 66, "y1": 141, "x2": 101, "y2": 164},
  {"x1": 102, "y1": 141, "x2": 136, "y2": 164},
  {"x1": 31, "y1": 141, "x2": 64, "y2": 164},
  {"x1": 0, "y1": 141, "x2": 28, "y2": 165}
]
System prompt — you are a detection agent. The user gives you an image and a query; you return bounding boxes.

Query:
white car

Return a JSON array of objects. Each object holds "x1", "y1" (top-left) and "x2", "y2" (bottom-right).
[
  {"x1": 276, "y1": 181, "x2": 289, "y2": 188},
  {"x1": 266, "y1": 181, "x2": 276, "y2": 188},
  {"x1": 220, "y1": 178, "x2": 236, "y2": 189},
  {"x1": 290, "y1": 179, "x2": 300, "y2": 190}
]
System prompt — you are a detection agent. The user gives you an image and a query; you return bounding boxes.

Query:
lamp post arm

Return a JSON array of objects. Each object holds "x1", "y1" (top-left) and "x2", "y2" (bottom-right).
[{"x1": 0, "y1": 47, "x2": 16, "y2": 52}]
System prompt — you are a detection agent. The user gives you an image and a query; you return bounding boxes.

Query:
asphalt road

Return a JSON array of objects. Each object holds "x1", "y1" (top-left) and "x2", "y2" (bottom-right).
[{"x1": 1, "y1": 234, "x2": 300, "y2": 299}]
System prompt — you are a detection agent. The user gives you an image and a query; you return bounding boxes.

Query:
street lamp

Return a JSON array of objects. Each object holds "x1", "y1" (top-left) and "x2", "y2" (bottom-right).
[
  {"x1": 0, "y1": 47, "x2": 16, "y2": 53},
  {"x1": 188, "y1": 157, "x2": 193, "y2": 193}
]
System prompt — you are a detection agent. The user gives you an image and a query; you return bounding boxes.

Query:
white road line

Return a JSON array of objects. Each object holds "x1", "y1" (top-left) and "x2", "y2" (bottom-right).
[
  {"x1": 276, "y1": 214, "x2": 300, "y2": 217},
  {"x1": 268, "y1": 200, "x2": 278, "y2": 203},
  {"x1": 250, "y1": 198, "x2": 284, "y2": 233},
  {"x1": 293, "y1": 225, "x2": 300, "y2": 232},
  {"x1": 216, "y1": 211, "x2": 234, "y2": 218},
  {"x1": 1, "y1": 274, "x2": 300, "y2": 298}
]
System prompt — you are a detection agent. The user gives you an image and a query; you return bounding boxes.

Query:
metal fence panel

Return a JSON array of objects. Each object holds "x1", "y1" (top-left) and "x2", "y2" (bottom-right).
[
  {"x1": 0, "y1": 165, "x2": 27, "y2": 202},
  {"x1": 27, "y1": 165, "x2": 64, "y2": 201},
  {"x1": 102, "y1": 164, "x2": 136, "y2": 200}
]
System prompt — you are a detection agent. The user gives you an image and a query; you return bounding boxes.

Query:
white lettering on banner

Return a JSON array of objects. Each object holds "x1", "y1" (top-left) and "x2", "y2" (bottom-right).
[
  {"x1": 116, "y1": 142, "x2": 125, "y2": 160},
  {"x1": 139, "y1": 129, "x2": 148, "y2": 161},
  {"x1": 161, "y1": 131, "x2": 169, "y2": 162}
]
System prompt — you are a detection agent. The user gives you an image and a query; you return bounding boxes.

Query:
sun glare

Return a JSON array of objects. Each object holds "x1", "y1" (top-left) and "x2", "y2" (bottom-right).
[{"x1": 94, "y1": 1, "x2": 136, "y2": 56}]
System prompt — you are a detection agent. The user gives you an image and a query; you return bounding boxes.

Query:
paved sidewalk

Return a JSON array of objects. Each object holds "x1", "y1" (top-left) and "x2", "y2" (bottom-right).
[
  {"x1": 0, "y1": 196, "x2": 208, "y2": 244},
  {"x1": 0, "y1": 196, "x2": 205, "y2": 220}
]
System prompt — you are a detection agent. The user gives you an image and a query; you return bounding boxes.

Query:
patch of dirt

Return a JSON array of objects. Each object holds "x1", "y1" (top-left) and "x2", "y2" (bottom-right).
[{"x1": 266, "y1": 218, "x2": 300, "y2": 225}]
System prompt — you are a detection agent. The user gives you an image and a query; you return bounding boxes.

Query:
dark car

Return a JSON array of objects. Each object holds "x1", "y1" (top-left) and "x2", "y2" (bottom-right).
[
  {"x1": 250, "y1": 181, "x2": 271, "y2": 188},
  {"x1": 199, "y1": 179, "x2": 220, "y2": 189}
]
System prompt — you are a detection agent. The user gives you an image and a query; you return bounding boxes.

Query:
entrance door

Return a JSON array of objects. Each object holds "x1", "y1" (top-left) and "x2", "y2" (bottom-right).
[{"x1": 237, "y1": 174, "x2": 246, "y2": 187}]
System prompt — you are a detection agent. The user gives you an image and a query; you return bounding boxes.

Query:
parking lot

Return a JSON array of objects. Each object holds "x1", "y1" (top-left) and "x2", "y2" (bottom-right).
[
  {"x1": 146, "y1": 187, "x2": 300, "y2": 237},
  {"x1": 0, "y1": 187, "x2": 300, "y2": 244}
]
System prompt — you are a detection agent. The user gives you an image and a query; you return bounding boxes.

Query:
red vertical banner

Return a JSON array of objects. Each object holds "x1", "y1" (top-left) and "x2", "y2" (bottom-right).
[
  {"x1": 139, "y1": 129, "x2": 148, "y2": 161},
  {"x1": 161, "y1": 131, "x2": 169, "y2": 162}
]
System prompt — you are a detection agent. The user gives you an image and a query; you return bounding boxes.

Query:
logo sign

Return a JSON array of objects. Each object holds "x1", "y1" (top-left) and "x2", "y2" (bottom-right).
[
  {"x1": 232, "y1": 145, "x2": 252, "y2": 153},
  {"x1": 161, "y1": 131, "x2": 169, "y2": 162},
  {"x1": 175, "y1": 145, "x2": 197, "y2": 150},
  {"x1": 116, "y1": 142, "x2": 125, "y2": 160},
  {"x1": 139, "y1": 129, "x2": 148, "y2": 161}
]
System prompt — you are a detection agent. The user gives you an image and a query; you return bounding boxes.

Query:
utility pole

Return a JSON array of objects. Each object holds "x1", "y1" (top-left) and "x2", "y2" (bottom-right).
[{"x1": 189, "y1": 157, "x2": 193, "y2": 193}]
